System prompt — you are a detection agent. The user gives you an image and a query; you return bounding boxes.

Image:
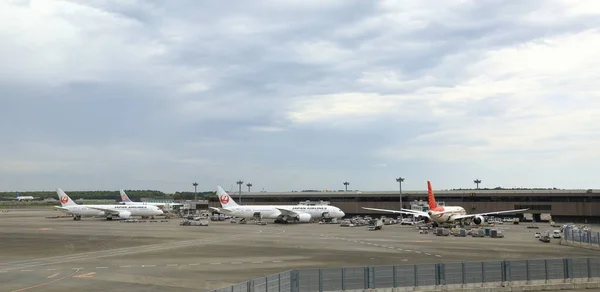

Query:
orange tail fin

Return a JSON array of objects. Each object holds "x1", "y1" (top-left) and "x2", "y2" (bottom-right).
[{"x1": 427, "y1": 181, "x2": 438, "y2": 209}]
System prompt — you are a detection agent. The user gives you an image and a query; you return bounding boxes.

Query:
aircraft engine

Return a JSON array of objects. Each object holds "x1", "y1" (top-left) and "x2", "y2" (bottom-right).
[
  {"x1": 119, "y1": 211, "x2": 132, "y2": 219},
  {"x1": 473, "y1": 215, "x2": 484, "y2": 225},
  {"x1": 297, "y1": 213, "x2": 311, "y2": 223}
]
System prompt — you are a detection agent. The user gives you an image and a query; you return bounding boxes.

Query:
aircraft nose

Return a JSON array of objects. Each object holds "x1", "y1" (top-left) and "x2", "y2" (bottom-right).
[{"x1": 339, "y1": 210, "x2": 345, "y2": 217}]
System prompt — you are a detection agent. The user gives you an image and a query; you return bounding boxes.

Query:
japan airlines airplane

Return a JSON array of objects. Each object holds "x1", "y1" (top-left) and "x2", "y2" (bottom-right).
[
  {"x1": 54, "y1": 188, "x2": 163, "y2": 221},
  {"x1": 210, "y1": 186, "x2": 345, "y2": 223},
  {"x1": 362, "y1": 181, "x2": 528, "y2": 226},
  {"x1": 119, "y1": 190, "x2": 183, "y2": 209}
]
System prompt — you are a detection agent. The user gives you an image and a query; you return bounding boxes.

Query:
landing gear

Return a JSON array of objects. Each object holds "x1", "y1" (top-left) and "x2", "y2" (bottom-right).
[
  {"x1": 73, "y1": 215, "x2": 81, "y2": 221},
  {"x1": 106, "y1": 216, "x2": 113, "y2": 221}
]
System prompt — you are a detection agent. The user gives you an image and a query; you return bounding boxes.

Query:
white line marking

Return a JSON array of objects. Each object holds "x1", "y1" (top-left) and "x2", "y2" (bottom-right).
[
  {"x1": 251, "y1": 261, "x2": 263, "y2": 264},
  {"x1": 272, "y1": 260, "x2": 283, "y2": 263},
  {"x1": 415, "y1": 251, "x2": 421, "y2": 254},
  {"x1": 388, "y1": 247, "x2": 394, "y2": 249},
  {"x1": 189, "y1": 263, "x2": 199, "y2": 266},
  {"x1": 167, "y1": 264, "x2": 178, "y2": 267},
  {"x1": 435, "y1": 255, "x2": 442, "y2": 257},
  {"x1": 142, "y1": 265, "x2": 156, "y2": 268},
  {"x1": 231, "y1": 262, "x2": 242, "y2": 264},
  {"x1": 119, "y1": 265, "x2": 131, "y2": 268},
  {"x1": 20, "y1": 270, "x2": 34, "y2": 272},
  {"x1": 405, "y1": 250, "x2": 412, "y2": 252},
  {"x1": 397, "y1": 248, "x2": 403, "y2": 251},
  {"x1": 72, "y1": 268, "x2": 84, "y2": 270},
  {"x1": 425, "y1": 253, "x2": 431, "y2": 255},
  {"x1": 96, "y1": 267, "x2": 108, "y2": 269},
  {"x1": 209, "y1": 263, "x2": 221, "y2": 265},
  {"x1": 46, "y1": 268, "x2": 57, "y2": 271}
]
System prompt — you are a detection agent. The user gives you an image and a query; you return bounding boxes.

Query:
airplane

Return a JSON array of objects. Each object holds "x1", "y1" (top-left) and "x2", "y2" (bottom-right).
[
  {"x1": 362, "y1": 181, "x2": 528, "y2": 227},
  {"x1": 119, "y1": 190, "x2": 184, "y2": 209},
  {"x1": 15, "y1": 192, "x2": 35, "y2": 201},
  {"x1": 54, "y1": 188, "x2": 163, "y2": 221},
  {"x1": 209, "y1": 186, "x2": 345, "y2": 223}
]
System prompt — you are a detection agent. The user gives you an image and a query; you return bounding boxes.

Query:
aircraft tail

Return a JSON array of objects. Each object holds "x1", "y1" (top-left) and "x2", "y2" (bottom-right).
[
  {"x1": 427, "y1": 181, "x2": 438, "y2": 210},
  {"x1": 15, "y1": 192, "x2": 19, "y2": 199},
  {"x1": 120, "y1": 190, "x2": 132, "y2": 203},
  {"x1": 216, "y1": 186, "x2": 239, "y2": 208},
  {"x1": 56, "y1": 188, "x2": 77, "y2": 207}
]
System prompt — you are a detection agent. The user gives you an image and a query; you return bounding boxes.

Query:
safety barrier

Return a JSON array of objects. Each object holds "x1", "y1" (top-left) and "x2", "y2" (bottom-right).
[
  {"x1": 208, "y1": 257, "x2": 600, "y2": 292},
  {"x1": 562, "y1": 225, "x2": 600, "y2": 249}
]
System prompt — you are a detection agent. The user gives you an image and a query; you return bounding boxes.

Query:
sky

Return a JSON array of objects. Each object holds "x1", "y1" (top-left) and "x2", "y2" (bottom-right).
[{"x1": 1, "y1": 0, "x2": 600, "y2": 193}]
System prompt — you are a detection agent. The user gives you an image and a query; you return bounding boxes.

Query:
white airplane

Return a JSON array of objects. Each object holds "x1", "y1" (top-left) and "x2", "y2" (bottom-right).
[
  {"x1": 119, "y1": 190, "x2": 183, "y2": 209},
  {"x1": 54, "y1": 188, "x2": 163, "y2": 221},
  {"x1": 362, "y1": 181, "x2": 528, "y2": 226},
  {"x1": 15, "y1": 192, "x2": 35, "y2": 201},
  {"x1": 210, "y1": 186, "x2": 345, "y2": 223}
]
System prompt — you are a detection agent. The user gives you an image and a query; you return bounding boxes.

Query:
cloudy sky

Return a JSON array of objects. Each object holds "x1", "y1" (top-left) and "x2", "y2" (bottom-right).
[{"x1": 1, "y1": 0, "x2": 599, "y2": 193}]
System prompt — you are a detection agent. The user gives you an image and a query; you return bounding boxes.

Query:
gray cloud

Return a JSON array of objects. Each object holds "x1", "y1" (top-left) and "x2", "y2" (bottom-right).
[{"x1": 1, "y1": 0, "x2": 599, "y2": 192}]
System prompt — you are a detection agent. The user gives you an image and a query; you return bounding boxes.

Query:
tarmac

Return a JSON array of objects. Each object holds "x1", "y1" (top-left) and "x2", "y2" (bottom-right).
[{"x1": 0, "y1": 209, "x2": 598, "y2": 292}]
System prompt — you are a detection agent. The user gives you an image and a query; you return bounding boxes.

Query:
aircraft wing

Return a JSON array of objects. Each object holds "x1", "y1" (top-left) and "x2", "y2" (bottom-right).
[
  {"x1": 452, "y1": 208, "x2": 529, "y2": 220},
  {"x1": 86, "y1": 206, "x2": 120, "y2": 215},
  {"x1": 209, "y1": 207, "x2": 233, "y2": 214},
  {"x1": 361, "y1": 207, "x2": 431, "y2": 219},
  {"x1": 275, "y1": 207, "x2": 303, "y2": 217},
  {"x1": 54, "y1": 206, "x2": 70, "y2": 212}
]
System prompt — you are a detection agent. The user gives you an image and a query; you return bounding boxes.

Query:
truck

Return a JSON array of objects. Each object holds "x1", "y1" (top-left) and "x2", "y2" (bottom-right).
[{"x1": 368, "y1": 218, "x2": 383, "y2": 231}]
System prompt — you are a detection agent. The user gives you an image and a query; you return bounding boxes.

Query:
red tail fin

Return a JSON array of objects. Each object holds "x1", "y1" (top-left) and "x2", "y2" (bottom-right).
[{"x1": 427, "y1": 181, "x2": 438, "y2": 209}]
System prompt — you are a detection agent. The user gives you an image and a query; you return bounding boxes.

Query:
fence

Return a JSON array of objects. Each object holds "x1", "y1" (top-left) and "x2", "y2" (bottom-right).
[
  {"x1": 562, "y1": 225, "x2": 600, "y2": 248},
  {"x1": 208, "y1": 257, "x2": 600, "y2": 292}
]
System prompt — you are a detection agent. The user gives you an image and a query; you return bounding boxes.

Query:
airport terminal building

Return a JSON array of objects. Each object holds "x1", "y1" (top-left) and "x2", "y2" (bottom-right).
[{"x1": 208, "y1": 188, "x2": 600, "y2": 222}]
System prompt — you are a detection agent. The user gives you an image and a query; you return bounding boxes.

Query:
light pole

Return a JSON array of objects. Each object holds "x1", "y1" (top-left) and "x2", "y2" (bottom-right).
[
  {"x1": 193, "y1": 182, "x2": 198, "y2": 201},
  {"x1": 474, "y1": 179, "x2": 481, "y2": 190},
  {"x1": 246, "y1": 183, "x2": 252, "y2": 192},
  {"x1": 396, "y1": 177, "x2": 405, "y2": 209},
  {"x1": 343, "y1": 181, "x2": 350, "y2": 192},
  {"x1": 236, "y1": 180, "x2": 244, "y2": 203}
]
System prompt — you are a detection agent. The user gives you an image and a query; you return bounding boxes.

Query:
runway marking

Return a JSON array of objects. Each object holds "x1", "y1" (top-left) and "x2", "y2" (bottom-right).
[
  {"x1": 209, "y1": 263, "x2": 221, "y2": 265},
  {"x1": 11, "y1": 268, "x2": 81, "y2": 292},
  {"x1": 72, "y1": 268, "x2": 84, "y2": 270},
  {"x1": 251, "y1": 261, "x2": 263, "y2": 264},
  {"x1": 425, "y1": 253, "x2": 431, "y2": 255},
  {"x1": 38, "y1": 228, "x2": 53, "y2": 231},
  {"x1": 20, "y1": 270, "x2": 34, "y2": 272},
  {"x1": 405, "y1": 250, "x2": 412, "y2": 252},
  {"x1": 45, "y1": 269, "x2": 57, "y2": 271},
  {"x1": 435, "y1": 255, "x2": 442, "y2": 257},
  {"x1": 189, "y1": 263, "x2": 199, "y2": 266},
  {"x1": 167, "y1": 264, "x2": 178, "y2": 267},
  {"x1": 415, "y1": 251, "x2": 421, "y2": 254},
  {"x1": 73, "y1": 272, "x2": 95, "y2": 278},
  {"x1": 231, "y1": 262, "x2": 242, "y2": 264},
  {"x1": 142, "y1": 265, "x2": 155, "y2": 268},
  {"x1": 119, "y1": 265, "x2": 131, "y2": 268},
  {"x1": 95, "y1": 267, "x2": 108, "y2": 269},
  {"x1": 272, "y1": 260, "x2": 283, "y2": 263},
  {"x1": 46, "y1": 273, "x2": 59, "y2": 279}
]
